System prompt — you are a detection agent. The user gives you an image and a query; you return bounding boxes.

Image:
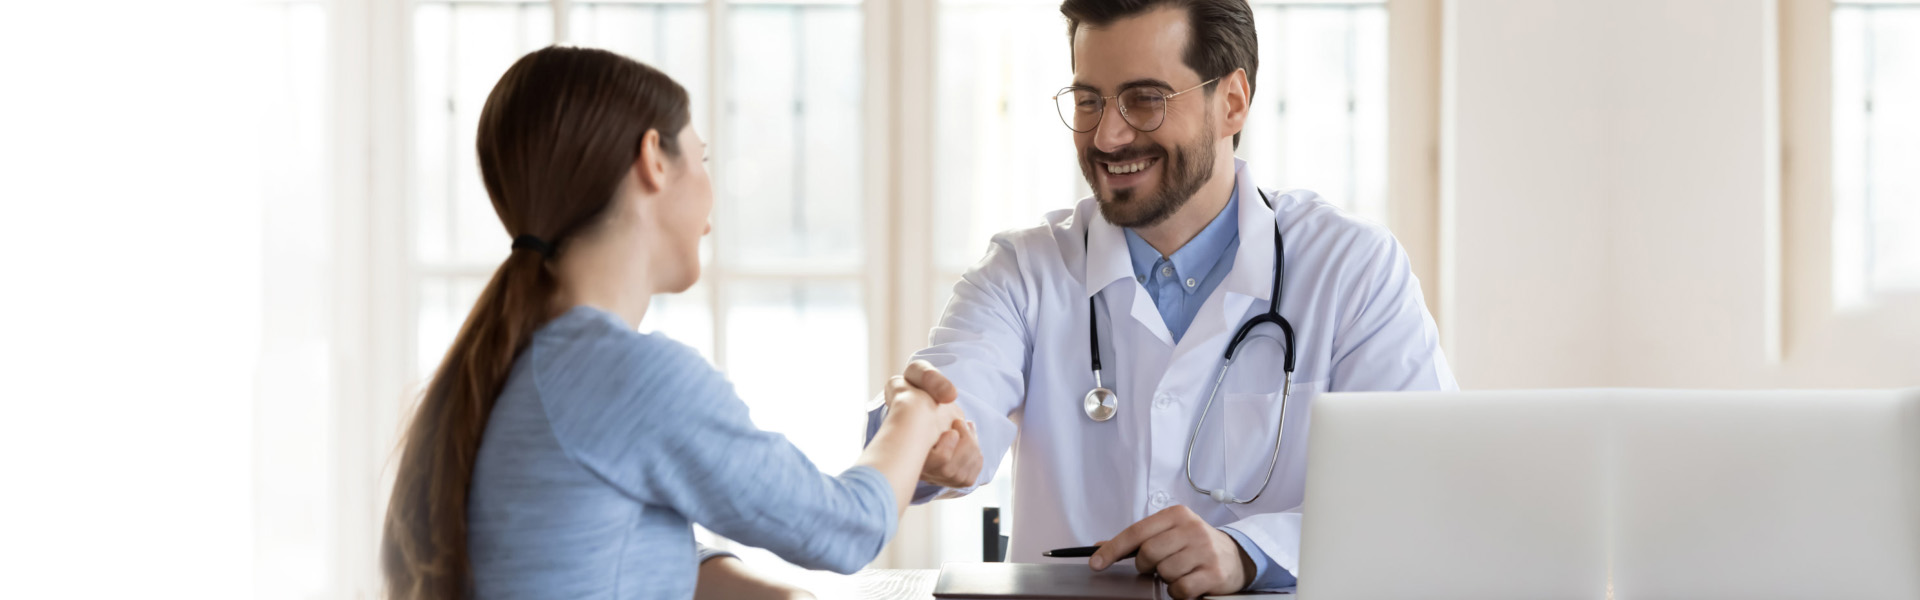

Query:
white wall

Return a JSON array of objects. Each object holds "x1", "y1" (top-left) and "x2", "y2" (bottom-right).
[
  {"x1": 0, "y1": 3, "x2": 264, "y2": 598},
  {"x1": 1441, "y1": 0, "x2": 1919, "y2": 390}
]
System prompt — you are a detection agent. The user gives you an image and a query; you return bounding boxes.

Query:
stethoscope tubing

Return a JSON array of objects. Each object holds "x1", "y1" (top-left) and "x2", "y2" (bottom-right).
[{"x1": 1085, "y1": 189, "x2": 1297, "y2": 504}]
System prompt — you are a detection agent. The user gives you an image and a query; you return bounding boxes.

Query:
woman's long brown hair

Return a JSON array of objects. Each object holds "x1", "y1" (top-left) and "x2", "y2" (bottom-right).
[{"x1": 380, "y1": 46, "x2": 691, "y2": 600}]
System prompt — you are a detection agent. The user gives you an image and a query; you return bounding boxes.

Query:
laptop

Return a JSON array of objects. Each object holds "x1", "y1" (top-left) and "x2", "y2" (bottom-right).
[{"x1": 1297, "y1": 388, "x2": 1920, "y2": 599}]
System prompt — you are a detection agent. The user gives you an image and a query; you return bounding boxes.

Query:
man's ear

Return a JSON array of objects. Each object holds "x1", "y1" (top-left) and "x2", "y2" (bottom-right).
[
  {"x1": 633, "y1": 129, "x2": 667, "y2": 194},
  {"x1": 1219, "y1": 68, "x2": 1251, "y2": 141}
]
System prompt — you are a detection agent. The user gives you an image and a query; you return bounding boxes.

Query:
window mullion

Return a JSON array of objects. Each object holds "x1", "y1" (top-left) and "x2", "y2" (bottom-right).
[{"x1": 707, "y1": 0, "x2": 730, "y2": 374}]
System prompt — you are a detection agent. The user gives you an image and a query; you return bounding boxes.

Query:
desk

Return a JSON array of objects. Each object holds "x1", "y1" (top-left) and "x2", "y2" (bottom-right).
[
  {"x1": 783, "y1": 569, "x2": 937, "y2": 600},
  {"x1": 785, "y1": 568, "x2": 1286, "y2": 600}
]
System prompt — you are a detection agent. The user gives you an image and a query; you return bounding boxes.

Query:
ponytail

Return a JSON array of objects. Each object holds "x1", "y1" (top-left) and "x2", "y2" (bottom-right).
[
  {"x1": 380, "y1": 248, "x2": 551, "y2": 599},
  {"x1": 379, "y1": 46, "x2": 691, "y2": 599}
]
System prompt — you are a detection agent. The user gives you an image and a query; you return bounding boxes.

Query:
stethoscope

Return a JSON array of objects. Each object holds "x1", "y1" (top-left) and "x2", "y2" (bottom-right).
[{"x1": 1084, "y1": 189, "x2": 1296, "y2": 505}]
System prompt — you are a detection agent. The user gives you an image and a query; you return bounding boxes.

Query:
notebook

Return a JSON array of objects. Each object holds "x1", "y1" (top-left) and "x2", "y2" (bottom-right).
[{"x1": 932, "y1": 562, "x2": 1160, "y2": 599}]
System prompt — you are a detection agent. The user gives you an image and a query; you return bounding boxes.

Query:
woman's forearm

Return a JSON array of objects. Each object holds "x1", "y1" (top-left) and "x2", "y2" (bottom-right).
[
  {"x1": 855, "y1": 404, "x2": 947, "y2": 518},
  {"x1": 694, "y1": 556, "x2": 814, "y2": 600}
]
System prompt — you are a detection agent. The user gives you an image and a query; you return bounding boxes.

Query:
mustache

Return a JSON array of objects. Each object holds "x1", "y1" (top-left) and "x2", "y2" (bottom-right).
[{"x1": 1086, "y1": 145, "x2": 1167, "y2": 164}]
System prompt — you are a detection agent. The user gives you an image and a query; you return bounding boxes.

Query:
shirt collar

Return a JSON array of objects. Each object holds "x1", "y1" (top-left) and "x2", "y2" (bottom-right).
[
  {"x1": 1122, "y1": 189, "x2": 1240, "y2": 294},
  {"x1": 1083, "y1": 157, "x2": 1273, "y2": 300}
]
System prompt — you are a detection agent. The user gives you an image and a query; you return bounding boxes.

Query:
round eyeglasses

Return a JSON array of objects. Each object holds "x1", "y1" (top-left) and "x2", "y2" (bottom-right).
[{"x1": 1052, "y1": 78, "x2": 1218, "y2": 133}]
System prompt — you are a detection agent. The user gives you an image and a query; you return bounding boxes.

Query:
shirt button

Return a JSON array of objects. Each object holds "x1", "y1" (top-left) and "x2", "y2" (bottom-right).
[
  {"x1": 1185, "y1": 278, "x2": 1197, "y2": 288},
  {"x1": 1161, "y1": 266, "x2": 1173, "y2": 277},
  {"x1": 1154, "y1": 394, "x2": 1175, "y2": 409},
  {"x1": 1151, "y1": 491, "x2": 1171, "y2": 508}
]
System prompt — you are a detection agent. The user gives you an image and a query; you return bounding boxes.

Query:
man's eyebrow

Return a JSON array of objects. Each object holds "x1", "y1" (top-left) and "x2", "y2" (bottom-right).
[
  {"x1": 1118, "y1": 78, "x2": 1174, "y2": 91},
  {"x1": 1066, "y1": 78, "x2": 1176, "y2": 93}
]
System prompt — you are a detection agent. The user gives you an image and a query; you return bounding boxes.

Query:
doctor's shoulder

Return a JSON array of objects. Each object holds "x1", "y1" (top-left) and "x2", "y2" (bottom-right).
[
  {"x1": 949, "y1": 205, "x2": 1078, "y2": 281},
  {"x1": 1271, "y1": 188, "x2": 1409, "y2": 274}
]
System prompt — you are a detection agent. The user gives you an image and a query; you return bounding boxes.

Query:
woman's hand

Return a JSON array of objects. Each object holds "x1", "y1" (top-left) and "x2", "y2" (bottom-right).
[
  {"x1": 883, "y1": 360, "x2": 967, "y2": 438},
  {"x1": 862, "y1": 360, "x2": 973, "y2": 517},
  {"x1": 892, "y1": 361, "x2": 981, "y2": 488},
  {"x1": 695, "y1": 556, "x2": 816, "y2": 600}
]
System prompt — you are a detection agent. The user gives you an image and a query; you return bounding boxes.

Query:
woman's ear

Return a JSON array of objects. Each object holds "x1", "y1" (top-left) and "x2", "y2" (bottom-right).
[{"x1": 633, "y1": 129, "x2": 668, "y2": 194}]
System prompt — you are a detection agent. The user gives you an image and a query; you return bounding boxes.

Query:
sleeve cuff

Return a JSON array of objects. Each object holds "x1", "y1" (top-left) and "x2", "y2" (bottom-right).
[
  {"x1": 842, "y1": 465, "x2": 902, "y2": 555},
  {"x1": 695, "y1": 543, "x2": 737, "y2": 565},
  {"x1": 1220, "y1": 526, "x2": 1296, "y2": 590}
]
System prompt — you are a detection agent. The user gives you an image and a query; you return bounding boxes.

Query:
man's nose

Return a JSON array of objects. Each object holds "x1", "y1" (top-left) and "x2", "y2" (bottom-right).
[{"x1": 1091, "y1": 99, "x2": 1135, "y2": 154}]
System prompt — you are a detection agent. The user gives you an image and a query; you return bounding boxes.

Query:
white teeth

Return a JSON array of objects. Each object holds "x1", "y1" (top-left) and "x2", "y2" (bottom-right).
[{"x1": 1105, "y1": 159, "x2": 1150, "y2": 175}]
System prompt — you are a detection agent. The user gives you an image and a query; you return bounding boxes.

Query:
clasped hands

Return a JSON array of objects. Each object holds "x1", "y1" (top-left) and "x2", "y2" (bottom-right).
[
  {"x1": 887, "y1": 361, "x2": 1254, "y2": 599},
  {"x1": 885, "y1": 360, "x2": 984, "y2": 489}
]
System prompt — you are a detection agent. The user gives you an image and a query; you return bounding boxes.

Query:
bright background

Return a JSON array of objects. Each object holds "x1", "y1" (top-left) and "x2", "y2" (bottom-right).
[{"x1": 0, "y1": 0, "x2": 1915, "y2": 598}]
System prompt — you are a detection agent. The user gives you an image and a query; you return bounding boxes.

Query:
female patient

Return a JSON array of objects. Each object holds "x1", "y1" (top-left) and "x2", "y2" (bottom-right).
[{"x1": 380, "y1": 46, "x2": 964, "y2": 600}]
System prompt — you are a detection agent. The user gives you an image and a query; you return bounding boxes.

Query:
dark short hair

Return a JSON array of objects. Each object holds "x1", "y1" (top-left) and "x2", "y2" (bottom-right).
[{"x1": 1060, "y1": 0, "x2": 1258, "y2": 148}]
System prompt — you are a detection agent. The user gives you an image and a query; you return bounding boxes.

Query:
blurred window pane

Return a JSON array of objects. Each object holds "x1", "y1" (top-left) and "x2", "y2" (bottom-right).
[
  {"x1": 415, "y1": 275, "x2": 489, "y2": 378},
  {"x1": 723, "y1": 2, "x2": 866, "y2": 271},
  {"x1": 569, "y1": 2, "x2": 712, "y2": 136},
  {"x1": 1241, "y1": 1, "x2": 1388, "y2": 226},
  {"x1": 724, "y1": 279, "x2": 869, "y2": 470},
  {"x1": 412, "y1": 1, "x2": 553, "y2": 269},
  {"x1": 932, "y1": 0, "x2": 1085, "y2": 275},
  {"x1": 1833, "y1": 4, "x2": 1920, "y2": 308}
]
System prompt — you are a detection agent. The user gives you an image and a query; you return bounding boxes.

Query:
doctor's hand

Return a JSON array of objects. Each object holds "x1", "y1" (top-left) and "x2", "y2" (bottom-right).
[
  {"x1": 884, "y1": 361, "x2": 969, "y2": 439},
  {"x1": 1090, "y1": 505, "x2": 1255, "y2": 600},
  {"x1": 902, "y1": 360, "x2": 983, "y2": 489}
]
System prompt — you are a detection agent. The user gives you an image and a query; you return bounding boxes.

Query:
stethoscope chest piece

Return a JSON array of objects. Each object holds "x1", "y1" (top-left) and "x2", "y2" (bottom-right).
[{"x1": 1084, "y1": 386, "x2": 1118, "y2": 422}]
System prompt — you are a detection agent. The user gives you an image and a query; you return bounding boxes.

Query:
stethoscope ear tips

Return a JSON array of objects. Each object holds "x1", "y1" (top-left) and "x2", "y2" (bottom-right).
[{"x1": 1209, "y1": 489, "x2": 1236, "y2": 504}]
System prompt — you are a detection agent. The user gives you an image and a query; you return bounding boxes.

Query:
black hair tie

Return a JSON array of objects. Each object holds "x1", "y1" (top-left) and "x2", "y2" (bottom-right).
[{"x1": 512, "y1": 235, "x2": 555, "y2": 258}]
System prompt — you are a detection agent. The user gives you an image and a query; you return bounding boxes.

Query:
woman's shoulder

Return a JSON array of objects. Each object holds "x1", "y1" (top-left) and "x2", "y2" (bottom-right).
[{"x1": 528, "y1": 306, "x2": 722, "y2": 400}]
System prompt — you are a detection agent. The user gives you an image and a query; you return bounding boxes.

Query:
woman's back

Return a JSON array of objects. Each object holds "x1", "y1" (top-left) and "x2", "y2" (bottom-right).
[{"x1": 468, "y1": 306, "x2": 897, "y2": 599}]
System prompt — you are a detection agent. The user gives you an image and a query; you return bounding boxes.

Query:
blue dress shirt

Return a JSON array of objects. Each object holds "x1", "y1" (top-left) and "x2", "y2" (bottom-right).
[
  {"x1": 1122, "y1": 187, "x2": 1297, "y2": 590},
  {"x1": 1122, "y1": 190, "x2": 1241, "y2": 343}
]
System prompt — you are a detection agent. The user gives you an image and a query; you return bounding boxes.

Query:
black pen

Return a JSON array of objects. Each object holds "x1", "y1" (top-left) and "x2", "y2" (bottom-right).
[{"x1": 1042, "y1": 545, "x2": 1138, "y2": 559}]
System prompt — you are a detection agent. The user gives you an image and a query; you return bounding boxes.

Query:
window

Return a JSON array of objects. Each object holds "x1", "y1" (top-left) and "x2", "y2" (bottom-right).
[{"x1": 1832, "y1": 1, "x2": 1920, "y2": 309}]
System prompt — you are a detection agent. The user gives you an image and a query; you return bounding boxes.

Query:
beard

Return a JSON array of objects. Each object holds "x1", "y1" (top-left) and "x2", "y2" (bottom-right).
[{"x1": 1080, "y1": 118, "x2": 1217, "y2": 229}]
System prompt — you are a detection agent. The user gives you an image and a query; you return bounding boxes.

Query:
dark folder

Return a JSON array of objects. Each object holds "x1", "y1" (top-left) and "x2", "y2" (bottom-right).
[{"x1": 932, "y1": 562, "x2": 1160, "y2": 599}]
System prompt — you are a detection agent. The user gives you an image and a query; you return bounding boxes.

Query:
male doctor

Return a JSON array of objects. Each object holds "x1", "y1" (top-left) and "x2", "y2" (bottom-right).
[{"x1": 867, "y1": 0, "x2": 1456, "y2": 596}]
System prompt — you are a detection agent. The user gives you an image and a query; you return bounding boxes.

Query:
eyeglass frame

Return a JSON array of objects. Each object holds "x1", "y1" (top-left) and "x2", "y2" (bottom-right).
[{"x1": 1051, "y1": 77, "x2": 1220, "y2": 133}]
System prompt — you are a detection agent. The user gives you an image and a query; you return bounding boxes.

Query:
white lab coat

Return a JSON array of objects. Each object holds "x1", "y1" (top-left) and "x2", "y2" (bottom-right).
[{"x1": 873, "y1": 158, "x2": 1456, "y2": 578}]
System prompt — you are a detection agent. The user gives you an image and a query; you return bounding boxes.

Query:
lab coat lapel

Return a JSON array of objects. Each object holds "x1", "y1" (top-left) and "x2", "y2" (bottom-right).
[
  {"x1": 1171, "y1": 160, "x2": 1273, "y2": 366},
  {"x1": 1084, "y1": 203, "x2": 1174, "y2": 347}
]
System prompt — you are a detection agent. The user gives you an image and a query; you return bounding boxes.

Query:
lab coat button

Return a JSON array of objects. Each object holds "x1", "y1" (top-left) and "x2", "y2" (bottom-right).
[{"x1": 1150, "y1": 491, "x2": 1170, "y2": 508}]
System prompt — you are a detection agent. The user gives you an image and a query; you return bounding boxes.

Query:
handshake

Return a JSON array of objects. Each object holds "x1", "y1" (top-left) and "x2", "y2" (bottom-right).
[{"x1": 882, "y1": 360, "x2": 986, "y2": 488}]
